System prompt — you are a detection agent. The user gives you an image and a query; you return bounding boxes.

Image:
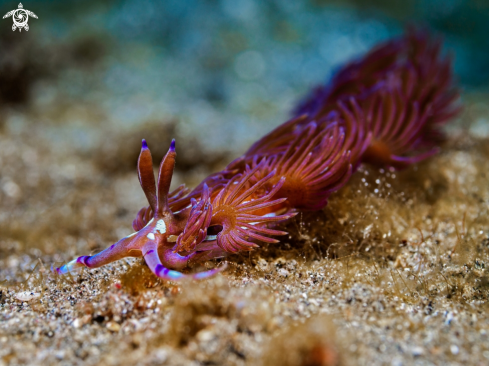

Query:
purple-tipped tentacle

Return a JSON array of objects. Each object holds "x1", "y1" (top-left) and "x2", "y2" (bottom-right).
[
  {"x1": 143, "y1": 243, "x2": 225, "y2": 281},
  {"x1": 137, "y1": 139, "x2": 158, "y2": 212},
  {"x1": 55, "y1": 256, "x2": 91, "y2": 275},
  {"x1": 55, "y1": 235, "x2": 134, "y2": 275},
  {"x1": 143, "y1": 243, "x2": 186, "y2": 280},
  {"x1": 156, "y1": 139, "x2": 177, "y2": 215}
]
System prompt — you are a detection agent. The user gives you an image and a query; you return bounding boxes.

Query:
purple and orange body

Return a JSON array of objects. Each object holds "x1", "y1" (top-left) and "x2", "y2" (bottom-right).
[{"x1": 55, "y1": 28, "x2": 461, "y2": 281}]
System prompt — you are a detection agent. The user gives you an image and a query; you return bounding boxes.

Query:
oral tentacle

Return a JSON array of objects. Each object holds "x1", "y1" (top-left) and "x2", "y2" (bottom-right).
[
  {"x1": 143, "y1": 242, "x2": 187, "y2": 280},
  {"x1": 55, "y1": 235, "x2": 135, "y2": 275},
  {"x1": 143, "y1": 243, "x2": 225, "y2": 281},
  {"x1": 54, "y1": 256, "x2": 91, "y2": 275},
  {"x1": 161, "y1": 246, "x2": 195, "y2": 270}
]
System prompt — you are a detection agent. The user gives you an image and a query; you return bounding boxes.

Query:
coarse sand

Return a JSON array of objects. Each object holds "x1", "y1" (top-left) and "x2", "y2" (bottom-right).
[{"x1": 1, "y1": 102, "x2": 489, "y2": 366}]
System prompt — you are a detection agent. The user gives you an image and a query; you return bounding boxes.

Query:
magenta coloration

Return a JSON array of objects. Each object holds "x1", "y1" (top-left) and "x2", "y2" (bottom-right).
[{"x1": 56, "y1": 28, "x2": 461, "y2": 281}]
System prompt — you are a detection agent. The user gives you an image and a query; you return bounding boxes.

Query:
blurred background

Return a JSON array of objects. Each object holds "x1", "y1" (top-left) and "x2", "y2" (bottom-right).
[
  {"x1": 0, "y1": 0, "x2": 488, "y2": 152},
  {"x1": 1, "y1": 3, "x2": 488, "y2": 365},
  {"x1": 0, "y1": 0, "x2": 488, "y2": 261}
]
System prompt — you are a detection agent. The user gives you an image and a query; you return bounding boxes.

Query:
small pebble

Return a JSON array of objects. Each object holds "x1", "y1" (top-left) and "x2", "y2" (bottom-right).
[
  {"x1": 72, "y1": 318, "x2": 83, "y2": 328},
  {"x1": 14, "y1": 291, "x2": 40, "y2": 302},
  {"x1": 278, "y1": 268, "x2": 289, "y2": 277},
  {"x1": 72, "y1": 315, "x2": 91, "y2": 329},
  {"x1": 412, "y1": 346, "x2": 424, "y2": 356},
  {"x1": 106, "y1": 321, "x2": 121, "y2": 332},
  {"x1": 196, "y1": 329, "x2": 215, "y2": 342}
]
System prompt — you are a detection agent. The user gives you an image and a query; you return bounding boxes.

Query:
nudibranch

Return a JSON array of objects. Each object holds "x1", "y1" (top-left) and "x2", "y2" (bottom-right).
[{"x1": 56, "y1": 28, "x2": 460, "y2": 280}]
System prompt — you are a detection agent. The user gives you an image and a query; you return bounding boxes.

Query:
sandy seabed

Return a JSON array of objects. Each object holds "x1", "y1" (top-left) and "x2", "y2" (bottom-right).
[{"x1": 0, "y1": 102, "x2": 489, "y2": 366}]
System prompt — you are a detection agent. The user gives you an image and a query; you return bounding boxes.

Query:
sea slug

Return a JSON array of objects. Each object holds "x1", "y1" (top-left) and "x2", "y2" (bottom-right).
[{"x1": 56, "y1": 28, "x2": 460, "y2": 280}]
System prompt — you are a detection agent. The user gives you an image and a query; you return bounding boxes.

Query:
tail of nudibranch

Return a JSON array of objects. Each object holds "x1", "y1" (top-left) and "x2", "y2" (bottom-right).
[{"x1": 294, "y1": 27, "x2": 461, "y2": 169}]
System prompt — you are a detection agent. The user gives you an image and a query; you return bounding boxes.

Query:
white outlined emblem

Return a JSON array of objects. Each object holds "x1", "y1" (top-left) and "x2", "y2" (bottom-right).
[{"x1": 3, "y1": 3, "x2": 37, "y2": 32}]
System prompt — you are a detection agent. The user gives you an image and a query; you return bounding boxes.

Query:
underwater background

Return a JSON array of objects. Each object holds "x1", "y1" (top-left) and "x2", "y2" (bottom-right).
[
  {"x1": 0, "y1": 0, "x2": 488, "y2": 155},
  {"x1": 1, "y1": 1, "x2": 489, "y2": 365}
]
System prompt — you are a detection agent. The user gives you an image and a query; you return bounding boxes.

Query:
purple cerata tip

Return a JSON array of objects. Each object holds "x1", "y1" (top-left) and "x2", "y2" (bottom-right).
[
  {"x1": 142, "y1": 139, "x2": 148, "y2": 149},
  {"x1": 170, "y1": 139, "x2": 176, "y2": 151}
]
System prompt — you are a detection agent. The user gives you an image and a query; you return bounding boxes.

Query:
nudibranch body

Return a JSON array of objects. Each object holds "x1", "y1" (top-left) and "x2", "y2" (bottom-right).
[{"x1": 56, "y1": 29, "x2": 460, "y2": 280}]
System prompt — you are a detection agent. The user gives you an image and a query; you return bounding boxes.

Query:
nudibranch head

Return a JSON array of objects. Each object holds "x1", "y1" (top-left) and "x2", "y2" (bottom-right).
[{"x1": 55, "y1": 139, "x2": 226, "y2": 281}]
